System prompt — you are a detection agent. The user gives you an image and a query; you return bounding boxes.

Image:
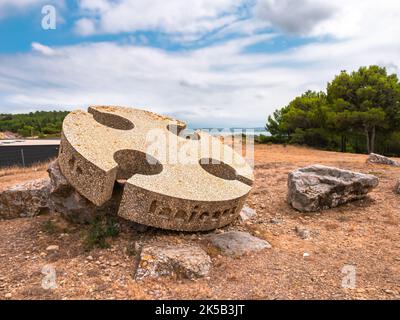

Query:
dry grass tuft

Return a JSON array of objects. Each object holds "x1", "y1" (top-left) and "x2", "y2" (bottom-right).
[
  {"x1": 0, "y1": 159, "x2": 54, "y2": 190},
  {"x1": 0, "y1": 159, "x2": 54, "y2": 178}
]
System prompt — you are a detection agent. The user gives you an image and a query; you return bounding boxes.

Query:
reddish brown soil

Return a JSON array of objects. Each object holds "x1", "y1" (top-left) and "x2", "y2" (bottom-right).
[
  {"x1": 0, "y1": 145, "x2": 399, "y2": 300},
  {"x1": 0, "y1": 162, "x2": 50, "y2": 191}
]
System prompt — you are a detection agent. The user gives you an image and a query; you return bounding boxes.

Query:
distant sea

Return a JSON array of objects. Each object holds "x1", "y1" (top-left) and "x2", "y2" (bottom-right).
[{"x1": 192, "y1": 127, "x2": 269, "y2": 136}]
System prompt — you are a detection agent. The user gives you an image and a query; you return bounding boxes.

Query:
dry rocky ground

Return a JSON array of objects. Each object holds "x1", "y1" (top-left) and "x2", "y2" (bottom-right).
[{"x1": 0, "y1": 144, "x2": 399, "y2": 300}]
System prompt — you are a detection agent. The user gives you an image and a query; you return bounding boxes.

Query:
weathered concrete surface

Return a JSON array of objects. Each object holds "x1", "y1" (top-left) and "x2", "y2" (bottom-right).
[
  {"x1": 58, "y1": 106, "x2": 254, "y2": 231},
  {"x1": 135, "y1": 244, "x2": 211, "y2": 280},
  {"x1": 208, "y1": 231, "x2": 271, "y2": 256},
  {"x1": 0, "y1": 179, "x2": 50, "y2": 219},
  {"x1": 288, "y1": 165, "x2": 379, "y2": 212},
  {"x1": 367, "y1": 153, "x2": 400, "y2": 167},
  {"x1": 48, "y1": 160, "x2": 122, "y2": 224}
]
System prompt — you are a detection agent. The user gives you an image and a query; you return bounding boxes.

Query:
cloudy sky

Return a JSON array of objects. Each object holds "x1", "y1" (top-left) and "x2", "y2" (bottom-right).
[{"x1": 0, "y1": 0, "x2": 399, "y2": 128}]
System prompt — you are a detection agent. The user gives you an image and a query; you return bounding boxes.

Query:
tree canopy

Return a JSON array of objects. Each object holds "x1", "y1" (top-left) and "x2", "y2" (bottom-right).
[
  {"x1": 0, "y1": 110, "x2": 69, "y2": 138},
  {"x1": 266, "y1": 66, "x2": 400, "y2": 155}
]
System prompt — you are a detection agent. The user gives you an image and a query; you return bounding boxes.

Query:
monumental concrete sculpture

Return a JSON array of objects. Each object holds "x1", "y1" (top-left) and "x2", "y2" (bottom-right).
[{"x1": 58, "y1": 106, "x2": 253, "y2": 231}]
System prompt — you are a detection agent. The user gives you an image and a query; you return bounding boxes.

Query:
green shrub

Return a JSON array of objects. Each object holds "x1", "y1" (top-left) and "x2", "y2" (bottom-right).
[{"x1": 83, "y1": 215, "x2": 120, "y2": 251}]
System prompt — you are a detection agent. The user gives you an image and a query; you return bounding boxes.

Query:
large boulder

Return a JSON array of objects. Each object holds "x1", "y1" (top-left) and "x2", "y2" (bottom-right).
[
  {"x1": 395, "y1": 181, "x2": 400, "y2": 194},
  {"x1": 47, "y1": 160, "x2": 122, "y2": 224},
  {"x1": 0, "y1": 179, "x2": 51, "y2": 219},
  {"x1": 135, "y1": 244, "x2": 212, "y2": 280},
  {"x1": 367, "y1": 153, "x2": 400, "y2": 167},
  {"x1": 288, "y1": 165, "x2": 379, "y2": 212},
  {"x1": 208, "y1": 231, "x2": 271, "y2": 256}
]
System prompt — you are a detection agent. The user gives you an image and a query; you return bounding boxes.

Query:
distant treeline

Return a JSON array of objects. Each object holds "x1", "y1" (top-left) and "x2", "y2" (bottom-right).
[
  {"x1": 0, "y1": 111, "x2": 68, "y2": 138},
  {"x1": 265, "y1": 66, "x2": 400, "y2": 156}
]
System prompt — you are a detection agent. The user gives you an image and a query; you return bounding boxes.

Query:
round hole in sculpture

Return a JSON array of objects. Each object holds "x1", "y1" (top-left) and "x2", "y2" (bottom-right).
[
  {"x1": 199, "y1": 158, "x2": 238, "y2": 181},
  {"x1": 114, "y1": 150, "x2": 163, "y2": 181},
  {"x1": 89, "y1": 107, "x2": 134, "y2": 130}
]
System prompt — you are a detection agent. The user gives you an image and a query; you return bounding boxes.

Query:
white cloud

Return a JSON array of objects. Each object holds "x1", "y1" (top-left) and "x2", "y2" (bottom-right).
[
  {"x1": 71, "y1": 0, "x2": 400, "y2": 46},
  {"x1": 1, "y1": 18, "x2": 399, "y2": 128},
  {"x1": 0, "y1": 1, "x2": 400, "y2": 128},
  {"x1": 253, "y1": 0, "x2": 400, "y2": 42},
  {"x1": 75, "y1": 0, "x2": 245, "y2": 38},
  {"x1": 254, "y1": 0, "x2": 336, "y2": 35},
  {"x1": 311, "y1": 0, "x2": 400, "y2": 40},
  {"x1": 73, "y1": 0, "x2": 340, "y2": 40},
  {"x1": 31, "y1": 42, "x2": 56, "y2": 56},
  {"x1": 74, "y1": 18, "x2": 96, "y2": 36},
  {"x1": 0, "y1": 0, "x2": 44, "y2": 9},
  {"x1": 0, "y1": 36, "x2": 296, "y2": 127},
  {"x1": 0, "y1": 0, "x2": 42, "y2": 18},
  {"x1": 79, "y1": 0, "x2": 112, "y2": 12}
]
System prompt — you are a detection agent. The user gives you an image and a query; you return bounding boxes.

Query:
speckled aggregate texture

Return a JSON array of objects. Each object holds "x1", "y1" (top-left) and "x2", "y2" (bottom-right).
[{"x1": 58, "y1": 106, "x2": 254, "y2": 231}]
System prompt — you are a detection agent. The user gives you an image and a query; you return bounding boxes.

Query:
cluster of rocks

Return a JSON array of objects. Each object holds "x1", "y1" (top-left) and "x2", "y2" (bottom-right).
[
  {"x1": 0, "y1": 160, "x2": 121, "y2": 222},
  {"x1": 5, "y1": 152, "x2": 394, "y2": 220},
  {"x1": 0, "y1": 160, "x2": 267, "y2": 281},
  {"x1": 135, "y1": 232, "x2": 271, "y2": 280},
  {"x1": 2, "y1": 151, "x2": 399, "y2": 280}
]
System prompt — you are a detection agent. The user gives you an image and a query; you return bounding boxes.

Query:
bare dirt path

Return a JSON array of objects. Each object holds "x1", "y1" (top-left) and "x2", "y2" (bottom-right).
[{"x1": 0, "y1": 145, "x2": 399, "y2": 300}]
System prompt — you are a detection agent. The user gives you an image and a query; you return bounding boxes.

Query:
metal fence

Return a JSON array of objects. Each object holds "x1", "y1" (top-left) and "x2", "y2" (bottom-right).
[{"x1": 0, "y1": 145, "x2": 60, "y2": 168}]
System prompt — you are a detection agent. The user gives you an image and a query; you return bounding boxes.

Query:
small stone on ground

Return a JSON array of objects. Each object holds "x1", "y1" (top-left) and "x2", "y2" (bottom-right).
[
  {"x1": 367, "y1": 153, "x2": 400, "y2": 167},
  {"x1": 135, "y1": 244, "x2": 211, "y2": 280},
  {"x1": 295, "y1": 226, "x2": 311, "y2": 240},
  {"x1": 239, "y1": 206, "x2": 256, "y2": 221},
  {"x1": 46, "y1": 245, "x2": 59, "y2": 252},
  {"x1": 208, "y1": 231, "x2": 271, "y2": 256}
]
